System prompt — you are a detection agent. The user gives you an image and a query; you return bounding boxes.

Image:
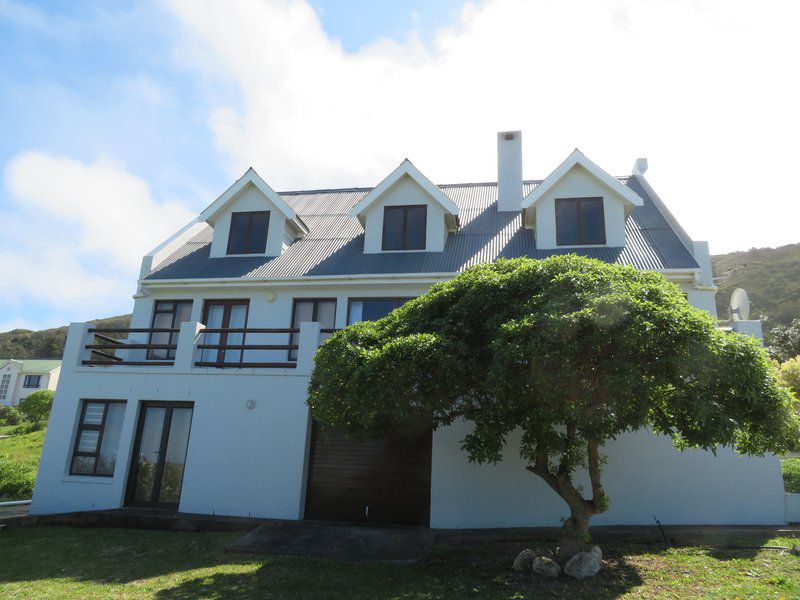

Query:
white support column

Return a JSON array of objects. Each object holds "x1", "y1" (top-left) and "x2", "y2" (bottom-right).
[
  {"x1": 732, "y1": 320, "x2": 764, "y2": 345},
  {"x1": 296, "y1": 322, "x2": 322, "y2": 375},
  {"x1": 63, "y1": 322, "x2": 92, "y2": 369},
  {"x1": 174, "y1": 322, "x2": 205, "y2": 370}
]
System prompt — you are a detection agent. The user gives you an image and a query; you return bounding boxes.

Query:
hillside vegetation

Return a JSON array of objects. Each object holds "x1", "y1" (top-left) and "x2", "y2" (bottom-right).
[
  {"x1": 0, "y1": 315, "x2": 130, "y2": 359},
  {"x1": 713, "y1": 243, "x2": 800, "y2": 330}
]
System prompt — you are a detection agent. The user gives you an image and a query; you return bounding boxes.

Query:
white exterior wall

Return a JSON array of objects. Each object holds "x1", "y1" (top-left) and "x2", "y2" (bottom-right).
[
  {"x1": 534, "y1": 166, "x2": 628, "y2": 249},
  {"x1": 208, "y1": 183, "x2": 288, "y2": 258},
  {"x1": 363, "y1": 175, "x2": 447, "y2": 253},
  {"x1": 430, "y1": 420, "x2": 786, "y2": 528},
  {"x1": 0, "y1": 361, "x2": 20, "y2": 407}
]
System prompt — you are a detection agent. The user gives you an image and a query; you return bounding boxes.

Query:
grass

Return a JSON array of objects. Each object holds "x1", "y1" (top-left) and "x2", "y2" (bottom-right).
[
  {"x1": 0, "y1": 428, "x2": 45, "y2": 466},
  {"x1": 784, "y1": 458, "x2": 800, "y2": 494},
  {"x1": 0, "y1": 527, "x2": 798, "y2": 599}
]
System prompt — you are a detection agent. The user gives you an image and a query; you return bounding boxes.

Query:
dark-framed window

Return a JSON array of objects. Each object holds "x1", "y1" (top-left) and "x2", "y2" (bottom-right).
[
  {"x1": 199, "y1": 299, "x2": 250, "y2": 365},
  {"x1": 555, "y1": 197, "x2": 606, "y2": 246},
  {"x1": 227, "y1": 211, "x2": 270, "y2": 255},
  {"x1": 347, "y1": 297, "x2": 414, "y2": 325},
  {"x1": 382, "y1": 205, "x2": 427, "y2": 251},
  {"x1": 289, "y1": 299, "x2": 336, "y2": 361},
  {"x1": 23, "y1": 375, "x2": 41, "y2": 388},
  {"x1": 70, "y1": 400, "x2": 126, "y2": 477},
  {"x1": 148, "y1": 300, "x2": 193, "y2": 360}
]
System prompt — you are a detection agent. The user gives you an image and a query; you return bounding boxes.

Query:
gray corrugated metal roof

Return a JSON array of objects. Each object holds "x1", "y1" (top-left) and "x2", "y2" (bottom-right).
[{"x1": 146, "y1": 177, "x2": 698, "y2": 281}]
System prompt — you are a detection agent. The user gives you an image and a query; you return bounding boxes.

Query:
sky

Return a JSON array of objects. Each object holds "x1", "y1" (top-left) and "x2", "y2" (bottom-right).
[{"x1": 0, "y1": 0, "x2": 798, "y2": 332}]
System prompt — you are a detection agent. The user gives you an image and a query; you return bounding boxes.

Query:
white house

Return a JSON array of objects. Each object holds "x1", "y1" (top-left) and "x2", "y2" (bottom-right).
[
  {"x1": 31, "y1": 132, "x2": 787, "y2": 528},
  {"x1": 0, "y1": 359, "x2": 61, "y2": 407}
]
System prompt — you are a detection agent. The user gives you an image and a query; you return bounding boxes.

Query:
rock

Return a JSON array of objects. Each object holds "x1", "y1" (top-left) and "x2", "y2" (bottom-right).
[
  {"x1": 564, "y1": 550, "x2": 602, "y2": 580},
  {"x1": 534, "y1": 546, "x2": 554, "y2": 559},
  {"x1": 790, "y1": 545, "x2": 800, "y2": 556},
  {"x1": 589, "y1": 545, "x2": 603, "y2": 562},
  {"x1": 532, "y1": 556, "x2": 562, "y2": 578},
  {"x1": 556, "y1": 537, "x2": 587, "y2": 561},
  {"x1": 512, "y1": 549, "x2": 537, "y2": 572}
]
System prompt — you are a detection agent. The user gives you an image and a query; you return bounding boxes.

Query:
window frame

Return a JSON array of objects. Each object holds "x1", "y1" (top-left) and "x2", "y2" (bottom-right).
[
  {"x1": 226, "y1": 210, "x2": 271, "y2": 255},
  {"x1": 289, "y1": 298, "x2": 337, "y2": 361},
  {"x1": 0, "y1": 374, "x2": 10, "y2": 401},
  {"x1": 200, "y1": 299, "x2": 251, "y2": 366},
  {"x1": 147, "y1": 300, "x2": 193, "y2": 360},
  {"x1": 555, "y1": 197, "x2": 606, "y2": 246},
  {"x1": 23, "y1": 375, "x2": 41, "y2": 388},
  {"x1": 69, "y1": 400, "x2": 126, "y2": 478},
  {"x1": 346, "y1": 297, "x2": 415, "y2": 325},
  {"x1": 381, "y1": 205, "x2": 428, "y2": 251}
]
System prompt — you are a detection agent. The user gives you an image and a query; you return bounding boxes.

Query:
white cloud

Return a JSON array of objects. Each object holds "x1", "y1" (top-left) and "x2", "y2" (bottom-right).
[
  {"x1": 1, "y1": 152, "x2": 194, "y2": 318},
  {"x1": 168, "y1": 0, "x2": 800, "y2": 253}
]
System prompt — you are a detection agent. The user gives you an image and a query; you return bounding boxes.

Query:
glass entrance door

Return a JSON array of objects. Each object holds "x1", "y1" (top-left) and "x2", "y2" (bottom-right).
[
  {"x1": 126, "y1": 402, "x2": 194, "y2": 509},
  {"x1": 200, "y1": 300, "x2": 249, "y2": 365}
]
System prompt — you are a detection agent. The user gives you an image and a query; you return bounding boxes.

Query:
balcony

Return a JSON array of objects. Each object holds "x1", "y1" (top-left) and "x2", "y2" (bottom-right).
[{"x1": 65, "y1": 321, "x2": 333, "y2": 375}]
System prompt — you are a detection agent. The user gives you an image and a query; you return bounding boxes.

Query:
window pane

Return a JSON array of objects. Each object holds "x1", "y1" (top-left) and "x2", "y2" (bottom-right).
[
  {"x1": 227, "y1": 213, "x2": 250, "y2": 254},
  {"x1": 133, "y1": 407, "x2": 166, "y2": 502},
  {"x1": 247, "y1": 212, "x2": 270, "y2": 253},
  {"x1": 71, "y1": 455, "x2": 96, "y2": 475},
  {"x1": 96, "y1": 403, "x2": 125, "y2": 476},
  {"x1": 158, "y1": 407, "x2": 193, "y2": 504},
  {"x1": 382, "y1": 207, "x2": 404, "y2": 250},
  {"x1": 293, "y1": 301, "x2": 315, "y2": 325},
  {"x1": 156, "y1": 301, "x2": 174, "y2": 312},
  {"x1": 83, "y1": 403, "x2": 106, "y2": 425},
  {"x1": 581, "y1": 200, "x2": 605, "y2": 244},
  {"x1": 405, "y1": 206, "x2": 427, "y2": 250},
  {"x1": 77, "y1": 429, "x2": 100, "y2": 453},
  {"x1": 556, "y1": 200, "x2": 579, "y2": 246},
  {"x1": 316, "y1": 301, "x2": 336, "y2": 328},
  {"x1": 174, "y1": 301, "x2": 193, "y2": 324}
]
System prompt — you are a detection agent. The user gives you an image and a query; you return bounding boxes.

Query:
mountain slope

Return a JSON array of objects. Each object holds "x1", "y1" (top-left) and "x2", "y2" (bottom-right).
[
  {"x1": 713, "y1": 243, "x2": 800, "y2": 329},
  {"x1": 0, "y1": 315, "x2": 131, "y2": 360}
]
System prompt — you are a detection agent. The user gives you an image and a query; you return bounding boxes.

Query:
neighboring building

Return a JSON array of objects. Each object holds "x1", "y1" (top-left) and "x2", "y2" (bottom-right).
[
  {"x1": 0, "y1": 359, "x2": 61, "y2": 407},
  {"x1": 31, "y1": 132, "x2": 786, "y2": 527}
]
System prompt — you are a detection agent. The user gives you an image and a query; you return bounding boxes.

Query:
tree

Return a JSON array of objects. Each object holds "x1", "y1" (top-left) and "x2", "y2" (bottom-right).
[
  {"x1": 19, "y1": 389, "x2": 55, "y2": 423},
  {"x1": 769, "y1": 318, "x2": 800, "y2": 363},
  {"x1": 308, "y1": 256, "x2": 799, "y2": 544},
  {"x1": 779, "y1": 356, "x2": 800, "y2": 399}
]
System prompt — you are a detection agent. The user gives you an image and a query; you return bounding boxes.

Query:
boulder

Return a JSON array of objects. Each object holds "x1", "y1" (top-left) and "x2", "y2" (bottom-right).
[
  {"x1": 790, "y1": 545, "x2": 800, "y2": 557},
  {"x1": 532, "y1": 556, "x2": 562, "y2": 578},
  {"x1": 564, "y1": 550, "x2": 602, "y2": 580},
  {"x1": 589, "y1": 545, "x2": 602, "y2": 562},
  {"x1": 556, "y1": 537, "x2": 587, "y2": 561},
  {"x1": 534, "y1": 546, "x2": 554, "y2": 559},
  {"x1": 512, "y1": 549, "x2": 537, "y2": 572}
]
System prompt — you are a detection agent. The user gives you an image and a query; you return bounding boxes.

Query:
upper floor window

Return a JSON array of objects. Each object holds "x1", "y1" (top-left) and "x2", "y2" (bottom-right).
[
  {"x1": 555, "y1": 197, "x2": 605, "y2": 246},
  {"x1": 382, "y1": 205, "x2": 427, "y2": 251},
  {"x1": 227, "y1": 211, "x2": 270, "y2": 254},
  {"x1": 148, "y1": 300, "x2": 193, "y2": 360},
  {"x1": 23, "y1": 375, "x2": 41, "y2": 388},
  {"x1": 0, "y1": 374, "x2": 10, "y2": 401},
  {"x1": 290, "y1": 299, "x2": 336, "y2": 361},
  {"x1": 348, "y1": 298, "x2": 413, "y2": 324}
]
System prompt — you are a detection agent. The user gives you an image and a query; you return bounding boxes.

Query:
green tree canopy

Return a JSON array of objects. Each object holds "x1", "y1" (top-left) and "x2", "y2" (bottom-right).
[
  {"x1": 308, "y1": 256, "x2": 799, "y2": 542},
  {"x1": 770, "y1": 318, "x2": 800, "y2": 363},
  {"x1": 19, "y1": 389, "x2": 54, "y2": 423}
]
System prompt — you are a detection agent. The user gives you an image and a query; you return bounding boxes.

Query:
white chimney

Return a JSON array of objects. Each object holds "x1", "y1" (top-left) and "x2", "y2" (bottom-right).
[{"x1": 497, "y1": 130, "x2": 523, "y2": 212}]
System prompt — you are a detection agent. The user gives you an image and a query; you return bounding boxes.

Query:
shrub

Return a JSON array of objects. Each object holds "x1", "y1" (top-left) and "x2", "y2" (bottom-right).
[
  {"x1": 0, "y1": 455, "x2": 35, "y2": 499},
  {"x1": 779, "y1": 356, "x2": 800, "y2": 399},
  {"x1": 18, "y1": 390, "x2": 54, "y2": 423},
  {"x1": 0, "y1": 405, "x2": 21, "y2": 426},
  {"x1": 12, "y1": 421, "x2": 44, "y2": 435},
  {"x1": 783, "y1": 458, "x2": 800, "y2": 494}
]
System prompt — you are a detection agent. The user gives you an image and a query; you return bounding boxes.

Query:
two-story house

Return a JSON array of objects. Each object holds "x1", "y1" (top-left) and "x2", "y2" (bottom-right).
[
  {"x1": 0, "y1": 359, "x2": 61, "y2": 407},
  {"x1": 31, "y1": 132, "x2": 787, "y2": 528}
]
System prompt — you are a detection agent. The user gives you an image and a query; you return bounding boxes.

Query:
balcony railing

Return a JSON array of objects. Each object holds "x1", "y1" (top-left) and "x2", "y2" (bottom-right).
[
  {"x1": 68, "y1": 321, "x2": 335, "y2": 373},
  {"x1": 82, "y1": 328, "x2": 179, "y2": 367}
]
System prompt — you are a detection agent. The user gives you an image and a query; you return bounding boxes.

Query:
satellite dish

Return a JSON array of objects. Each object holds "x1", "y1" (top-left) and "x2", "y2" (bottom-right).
[{"x1": 730, "y1": 288, "x2": 751, "y2": 321}]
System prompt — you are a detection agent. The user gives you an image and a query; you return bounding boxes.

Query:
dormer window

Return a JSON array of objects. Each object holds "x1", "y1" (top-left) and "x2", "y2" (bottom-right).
[
  {"x1": 382, "y1": 205, "x2": 427, "y2": 251},
  {"x1": 227, "y1": 211, "x2": 270, "y2": 255},
  {"x1": 555, "y1": 197, "x2": 605, "y2": 246}
]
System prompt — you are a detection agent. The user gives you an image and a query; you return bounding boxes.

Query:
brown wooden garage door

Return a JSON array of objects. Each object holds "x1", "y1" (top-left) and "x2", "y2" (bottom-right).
[{"x1": 304, "y1": 423, "x2": 432, "y2": 526}]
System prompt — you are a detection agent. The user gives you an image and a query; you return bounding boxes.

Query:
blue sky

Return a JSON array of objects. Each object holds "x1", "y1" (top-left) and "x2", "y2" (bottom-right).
[{"x1": 1, "y1": 0, "x2": 798, "y2": 332}]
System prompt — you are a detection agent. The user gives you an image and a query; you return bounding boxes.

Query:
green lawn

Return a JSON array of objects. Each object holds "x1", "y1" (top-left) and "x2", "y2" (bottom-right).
[
  {"x1": 0, "y1": 428, "x2": 45, "y2": 466},
  {"x1": 0, "y1": 527, "x2": 798, "y2": 599}
]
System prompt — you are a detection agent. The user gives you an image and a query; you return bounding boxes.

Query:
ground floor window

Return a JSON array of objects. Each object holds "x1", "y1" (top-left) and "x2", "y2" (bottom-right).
[
  {"x1": 347, "y1": 298, "x2": 414, "y2": 324},
  {"x1": 70, "y1": 400, "x2": 126, "y2": 477},
  {"x1": 0, "y1": 374, "x2": 10, "y2": 402}
]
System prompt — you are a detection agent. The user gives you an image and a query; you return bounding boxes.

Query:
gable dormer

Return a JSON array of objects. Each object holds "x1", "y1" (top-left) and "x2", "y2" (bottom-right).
[
  {"x1": 521, "y1": 150, "x2": 643, "y2": 250},
  {"x1": 199, "y1": 168, "x2": 307, "y2": 258},
  {"x1": 349, "y1": 160, "x2": 459, "y2": 254}
]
